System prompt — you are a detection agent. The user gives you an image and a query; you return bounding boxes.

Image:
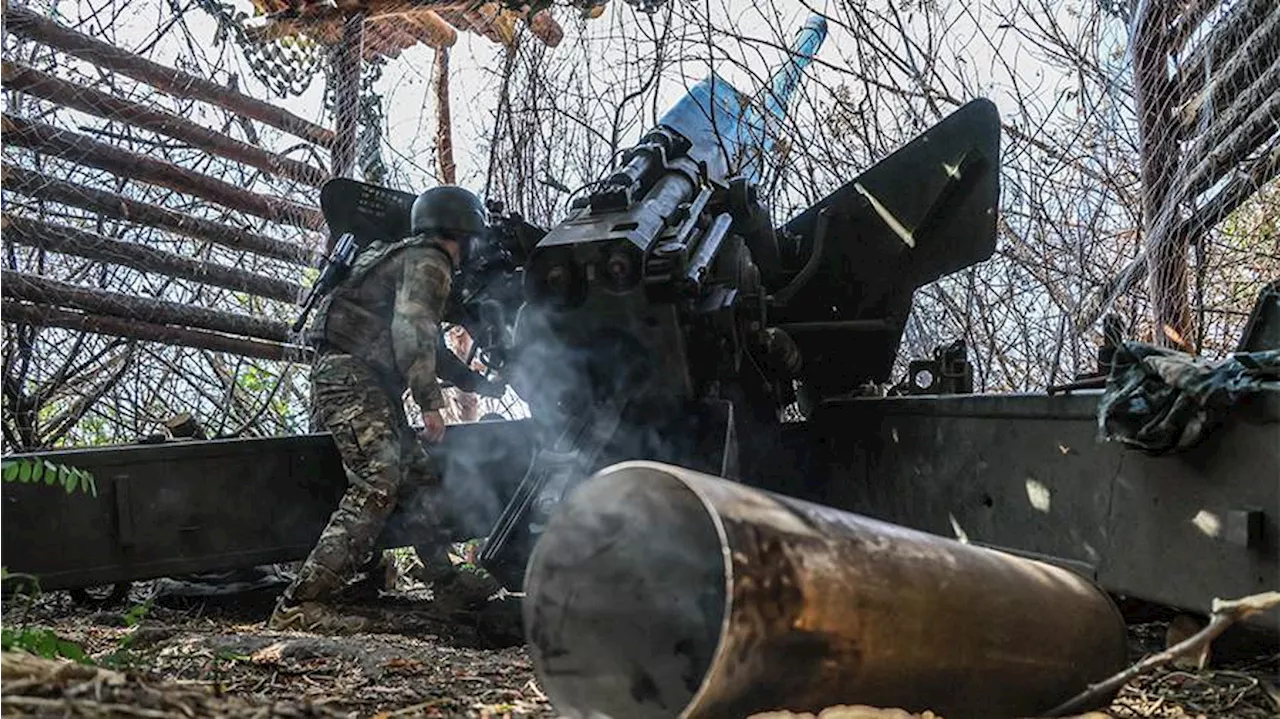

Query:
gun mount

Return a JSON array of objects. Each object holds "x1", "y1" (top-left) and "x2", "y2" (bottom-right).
[{"x1": 384, "y1": 15, "x2": 1005, "y2": 586}]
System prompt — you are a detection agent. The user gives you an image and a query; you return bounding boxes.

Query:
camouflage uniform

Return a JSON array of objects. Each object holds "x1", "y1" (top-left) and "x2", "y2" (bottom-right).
[{"x1": 271, "y1": 235, "x2": 467, "y2": 630}]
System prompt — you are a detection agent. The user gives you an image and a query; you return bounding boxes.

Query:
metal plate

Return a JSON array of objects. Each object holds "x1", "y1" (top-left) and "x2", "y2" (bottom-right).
[
  {"x1": 773, "y1": 99, "x2": 1002, "y2": 396},
  {"x1": 319, "y1": 177, "x2": 416, "y2": 244},
  {"x1": 808, "y1": 390, "x2": 1280, "y2": 629},
  {"x1": 1238, "y1": 279, "x2": 1280, "y2": 352},
  {"x1": 1, "y1": 421, "x2": 533, "y2": 592}
]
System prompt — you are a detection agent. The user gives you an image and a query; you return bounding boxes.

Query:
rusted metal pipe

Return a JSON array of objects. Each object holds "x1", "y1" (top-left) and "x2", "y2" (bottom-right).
[{"x1": 523, "y1": 461, "x2": 1129, "y2": 719}]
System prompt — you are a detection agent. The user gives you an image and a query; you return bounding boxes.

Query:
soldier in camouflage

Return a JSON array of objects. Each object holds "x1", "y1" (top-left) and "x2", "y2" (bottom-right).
[{"x1": 269, "y1": 185, "x2": 499, "y2": 634}]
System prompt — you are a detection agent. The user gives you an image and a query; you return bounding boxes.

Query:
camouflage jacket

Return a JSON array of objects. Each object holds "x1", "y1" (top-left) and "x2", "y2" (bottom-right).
[{"x1": 309, "y1": 234, "x2": 456, "y2": 412}]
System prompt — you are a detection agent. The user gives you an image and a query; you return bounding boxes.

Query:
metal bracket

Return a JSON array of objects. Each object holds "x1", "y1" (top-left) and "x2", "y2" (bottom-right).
[
  {"x1": 1224, "y1": 508, "x2": 1264, "y2": 549},
  {"x1": 894, "y1": 339, "x2": 973, "y2": 395}
]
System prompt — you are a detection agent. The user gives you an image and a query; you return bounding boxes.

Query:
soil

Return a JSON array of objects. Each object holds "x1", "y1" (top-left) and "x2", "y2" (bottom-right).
[
  {"x1": 1, "y1": 586, "x2": 1276, "y2": 718},
  {"x1": 2, "y1": 586, "x2": 549, "y2": 718}
]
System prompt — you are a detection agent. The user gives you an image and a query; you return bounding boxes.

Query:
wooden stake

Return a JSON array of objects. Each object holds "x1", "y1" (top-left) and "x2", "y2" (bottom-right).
[
  {"x1": 2, "y1": 3, "x2": 335, "y2": 148},
  {"x1": 1183, "y1": 137, "x2": 1280, "y2": 240},
  {"x1": 1, "y1": 163, "x2": 322, "y2": 266},
  {"x1": 1133, "y1": 3, "x2": 1193, "y2": 350},
  {"x1": 432, "y1": 45, "x2": 478, "y2": 420},
  {"x1": 3, "y1": 214, "x2": 304, "y2": 303},
  {"x1": 435, "y1": 46, "x2": 456, "y2": 184},
  {"x1": 1, "y1": 61, "x2": 328, "y2": 187},
  {"x1": 2, "y1": 114, "x2": 325, "y2": 231},
  {"x1": 1, "y1": 270, "x2": 290, "y2": 342},
  {"x1": 1175, "y1": 7, "x2": 1279, "y2": 131},
  {"x1": 326, "y1": 10, "x2": 365, "y2": 251}
]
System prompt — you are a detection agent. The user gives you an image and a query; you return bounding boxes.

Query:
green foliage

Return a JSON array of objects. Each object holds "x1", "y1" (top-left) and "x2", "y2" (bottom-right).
[
  {"x1": 98, "y1": 648, "x2": 143, "y2": 670},
  {"x1": 122, "y1": 600, "x2": 153, "y2": 628},
  {"x1": 77, "y1": 415, "x2": 115, "y2": 447},
  {"x1": 1, "y1": 458, "x2": 97, "y2": 497},
  {"x1": 1, "y1": 626, "x2": 90, "y2": 663},
  {"x1": 239, "y1": 365, "x2": 269, "y2": 394},
  {"x1": 0, "y1": 571, "x2": 88, "y2": 664}
]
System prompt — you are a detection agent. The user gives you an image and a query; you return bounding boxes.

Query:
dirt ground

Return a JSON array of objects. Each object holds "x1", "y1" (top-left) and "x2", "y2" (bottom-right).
[{"x1": 1, "y1": 585, "x2": 1277, "y2": 719}]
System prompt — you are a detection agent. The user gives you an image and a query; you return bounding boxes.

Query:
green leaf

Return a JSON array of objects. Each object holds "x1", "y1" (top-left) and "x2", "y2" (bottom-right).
[
  {"x1": 31, "y1": 461, "x2": 44, "y2": 484},
  {"x1": 63, "y1": 467, "x2": 78, "y2": 495},
  {"x1": 55, "y1": 638, "x2": 87, "y2": 662},
  {"x1": 42, "y1": 461, "x2": 57, "y2": 486},
  {"x1": 33, "y1": 630, "x2": 56, "y2": 658},
  {"x1": 2, "y1": 462, "x2": 18, "y2": 482},
  {"x1": 17, "y1": 461, "x2": 32, "y2": 483}
]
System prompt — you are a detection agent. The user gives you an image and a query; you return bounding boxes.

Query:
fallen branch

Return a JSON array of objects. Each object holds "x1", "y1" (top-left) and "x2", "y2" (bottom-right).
[
  {"x1": 1, "y1": 270, "x2": 290, "y2": 342},
  {"x1": 2, "y1": 114, "x2": 325, "y2": 231},
  {"x1": 1045, "y1": 591, "x2": 1280, "y2": 717},
  {"x1": 2, "y1": 299, "x2": 304, "y2": 363},
  {"x1": 2, "y1": 214, "x2": 305, "y2": 303}
]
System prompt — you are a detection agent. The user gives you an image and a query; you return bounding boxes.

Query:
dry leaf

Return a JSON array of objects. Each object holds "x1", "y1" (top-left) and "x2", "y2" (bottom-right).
[
  {"x1": 383, "y1": 657, "x2": 426, "y2": 673},
  {"x1": 249, "y1": 641, "x2": 287, "y2": 665},
  {"x1": 1164, "y1": 614, "x2": 1210, "y2": 669}
]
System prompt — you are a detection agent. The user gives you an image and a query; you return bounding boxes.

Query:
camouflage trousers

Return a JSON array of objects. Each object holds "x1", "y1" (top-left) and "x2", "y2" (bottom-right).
[{"x1": 283, "y1": 353, "x2": 451, "y2": 604}]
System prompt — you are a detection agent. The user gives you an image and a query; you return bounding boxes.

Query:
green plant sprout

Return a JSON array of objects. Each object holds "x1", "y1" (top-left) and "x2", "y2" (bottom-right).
[
  {"x1": 0, "y1": 627, "x2": 90, "y2": 663},
  {"x1": 0, "y1": 461, "x2": 101, "y2": 665},
  {"x1": 1, "y1": 458, "x2": 98, "y2": 497}
]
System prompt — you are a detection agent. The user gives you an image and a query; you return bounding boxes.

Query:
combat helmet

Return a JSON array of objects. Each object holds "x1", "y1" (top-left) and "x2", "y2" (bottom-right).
[
  {"x1": 411, "y1": 186, "x2": 487, "y2": 236},
  {"x1": 410, "y1": 185, "x2": 488, "y2": 268}
]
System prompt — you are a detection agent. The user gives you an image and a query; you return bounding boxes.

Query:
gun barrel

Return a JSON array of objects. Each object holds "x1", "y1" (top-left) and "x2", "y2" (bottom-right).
[{"x1": 523, "y1": 461, "x2": 1128, "y2": 719}]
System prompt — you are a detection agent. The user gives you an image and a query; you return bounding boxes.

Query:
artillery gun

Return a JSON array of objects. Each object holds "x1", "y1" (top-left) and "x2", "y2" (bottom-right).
[
  {"x1": 2, "y1": 15, "x2": 1275, "y2": 642},
  {"x1": 407, "y1": 15, "x2": 1004, "y2": 586}
]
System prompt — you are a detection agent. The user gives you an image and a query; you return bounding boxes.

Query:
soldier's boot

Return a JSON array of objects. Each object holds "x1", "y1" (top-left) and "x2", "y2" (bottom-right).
[
  {"x1": 413, "y1": 545, "x2": 502, "y2": 612},
  {"x1": 268, "y1": 565, "x2": 371, "y2": 634},
  {"x1": 267, "y1": 596, "x2": 370, "y2": 634}
]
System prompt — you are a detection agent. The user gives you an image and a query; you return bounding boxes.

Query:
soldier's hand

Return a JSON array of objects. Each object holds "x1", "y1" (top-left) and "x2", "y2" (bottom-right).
[{"x1": 422, "y1": 410, "x2": 446, "y2": 444}]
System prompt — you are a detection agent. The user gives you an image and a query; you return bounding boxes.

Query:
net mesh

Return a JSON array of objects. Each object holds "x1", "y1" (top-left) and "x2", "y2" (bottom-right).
[
  {"x1": 2, "y1": 0, "x2": 1276, "y2": 451},
  {"x1": 196, "y1": 0, "x2": 330, "y2": 98}
]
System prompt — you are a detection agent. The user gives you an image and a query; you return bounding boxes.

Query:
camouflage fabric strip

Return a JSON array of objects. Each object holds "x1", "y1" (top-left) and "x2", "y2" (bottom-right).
[{"x1": 1098, "y1": 342, "x2": 1279, "y2": 454}]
